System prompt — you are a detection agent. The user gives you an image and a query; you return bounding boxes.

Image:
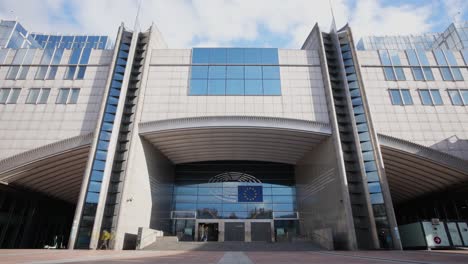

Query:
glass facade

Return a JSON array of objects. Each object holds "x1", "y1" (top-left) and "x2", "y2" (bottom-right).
[
  {"x1": 172, "y1": 162, "x2": 298, "y2": 241},
  {"x1": 189, "y1": 48, "x2": 281, "y2": 95},
  {"x1": 74, "y1": 34, "x2": 130, "y2": 249},
  {"x1": 378, "y1": 50, "x2": 405, "y2": 81},
  {"x1": 1, "y1": 20, "x2": 110, "y2": 49}
]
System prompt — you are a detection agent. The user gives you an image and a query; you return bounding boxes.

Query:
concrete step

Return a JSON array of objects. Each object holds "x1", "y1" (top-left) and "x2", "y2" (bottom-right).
[{"x1": 142, "y1": 241, "x2": 322, "y2": 251}]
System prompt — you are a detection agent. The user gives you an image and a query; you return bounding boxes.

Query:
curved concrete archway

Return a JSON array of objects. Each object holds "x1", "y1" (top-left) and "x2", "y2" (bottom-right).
[
  {"x1": 378, "y1": 134, "x2": 468, "y2": 204},
  {"x1": 139, "y1": 116, "x2": 332, "y2": 165},
  {"x1": 0, "y1": 133, "x2": 93, "y2": 203}
]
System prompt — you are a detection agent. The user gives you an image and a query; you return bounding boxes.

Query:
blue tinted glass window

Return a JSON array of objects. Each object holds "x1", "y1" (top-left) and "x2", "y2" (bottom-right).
[
  {"x1": 261, "y1": 48, "x2": 279, "y2": 64},
  {"x1": 226, "y1": 66, "x2": 244, "y2": 79},
  {"x1": 69, "y1": 48, "x2": 82, "y2": 64},
  {"x1": 378, "y1": 50, "x2": 391, "y2": 65},
  {"x1": 420, "y1": 90, "x2": 432, "y2": 105},
  {"x1": 448, "y1": 90, "x2": 463, "y2": 105},
  {"x1": 461, "y1": 90, "x2": 468, "y2": 104},
  {"x1": 95, "y1": 149, "x2": 107, "y2": 160},
  {"x1": 370, "y1": 193, "x2": 384, "y2": 204},
  {"x1": 191, "y1": 66, "x2": 208, "y2": 79},
  {"x1": 383, "y1": 67, "x2": 396, "y2": 81},
  {"x1": 440, "y1": 67, "x2": 453, "y2": 81},
  {"x1": 227, "y1": 48, "x2": 244, "y2": 63},
  {"x1": 192, "y1": 48, "x2": 210, "y2": 63},
  {"x1": 190, "y1": 79, "x2": 207, "y2": 95},
  {"x1": 368, "y1": 182, "x2": 382, "y2": 193},
  {"x1": 209, "y1": 48, "x2": 226, "y2": 63},
  {"x1": 77, "y1": 66, "x2": 86, "y2": 79},
  {"x1": 430, "y1": 89, "x2": 443, "y2": 105},
  {"x1": 90, "y1": 170, "x2": 104, "y2": 182},
  {"x1": 226, "y1": 80, "x2": 244, "y2": 95},
  {"x1": 401, "y1": 89, "x2": 413, "y2": 105},
  {"x1": 444, "y1": 50, "x2": 458, "y2": 66},
  {"x1": 86, "y1": 192, "x2": 99, "y2": 204},
  {"x1": 262, "y1": 66, "x2": 280, "y2": 79},
  {"x1": 208, "y1": 66, "x2": 226, "y2": 79},
  {"x1": 245, "y1": 80, "x2": 262, "y2": 95},
  {"x1": 244, "y1": 48, "x2": 262, "y2": 64},
  {"x1": 406, "y1": 50, "x2": 419, "y2": 66},
  {"x1": 394, "y1": 68, "x2": 405, "y2": 80},
  {"x1": 245, "y1": 66, "x2": 262, "y2": 79},
  {"x1": 412, "y1": 67, "x2": 424, "y2": 81},
  {"x1": 451, "y1": 68, "x2": 464, "y2": 81},
  {"x1": 367, "y1": 171, "x2": 379, "y2": 182},
  {"x1": 65, "y1": 66, "x2": 77, "y2": 80},
  {"x1": 423, "y1": 67, "x2": 434, "y2": 80},
  {"x1": 273, "y1": 203, "x2": 295, "y2": 211},
  {"x1": 79, "y1": 48, "x2": 92, "y2": 64},
  {"x1": 434, "y1": 50, "x2": 447, "y2": 65},
  {"x1": 189, "y1": 48, "x2": 281, "y2": 96},
  {"x1": 389, "y1": 89, "x2": 402, "y2": 105},
  {"x1": 208, "y1": 79, "x2": 225, "y2": 95},
  {"x1": 88, "y1": 181, "x2": 102, "y2": 193},
  {"x1": 388, "y1": 50, "x2": 401, "y2": 65},
  {"x1": 416, "y1": 50, "x2": 430, "y2": 66},
  {"x1": 94, "y1": 160, "x2": 106, "y2": 171},
  {"x1": 263, "y1": 79, "x2": 281, "y2": 95}
]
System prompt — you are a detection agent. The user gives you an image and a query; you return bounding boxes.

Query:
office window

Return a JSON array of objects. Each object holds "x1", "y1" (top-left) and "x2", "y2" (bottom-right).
[
  {"x1": 389, "y1": 89, "x2": 413, "y2": 105},
  {"x1": 0, "y1": 88, "x2": 21, "y2": 104},
  {"x1": 448, "y1": 89, "x2": 468, "y2": 106},
  {"x1": 69, "y1": 88, "x2": 80, "y2": 103},
  {"x1": 379, "y1": 50, "x2": 405, "y2": 81},
  {"x1": 26, "y1": 88, "x2": 51, "y2": 104},
  {"x1": 448, "y1": 90, "x2": 463, "y2": 105},
  {"x1": 189, "y1": 48, "x2": 281, "y2": 96},
  {"x1": 419, "y1": 89, "x2": 443, "y2": 105},
  {"x1": 26, "y1": 88, "x2": 40, "y2": 104},
  {"x1": 56, "y1": 88, "x2": 80, "y2": 104},
  {"x1": 400, "y1": 89, "x2": 413, "y2": 105},
  {"x1": 383, "y1": 67, "x2": 396, "y2": 81},
  {"x1": 434, "y1": 49, "x2": 463, "y2": 81}
]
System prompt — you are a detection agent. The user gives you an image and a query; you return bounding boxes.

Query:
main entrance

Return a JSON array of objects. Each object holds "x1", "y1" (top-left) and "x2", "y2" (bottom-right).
[{"x1": 194, "y1": 220, "x2": 274, "y2": 242}]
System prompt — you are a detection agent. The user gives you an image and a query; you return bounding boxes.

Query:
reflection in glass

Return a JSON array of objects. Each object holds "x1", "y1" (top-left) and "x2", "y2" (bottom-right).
[{"x1": 448, "y1": 90, "x2": 463, "y2": 105}]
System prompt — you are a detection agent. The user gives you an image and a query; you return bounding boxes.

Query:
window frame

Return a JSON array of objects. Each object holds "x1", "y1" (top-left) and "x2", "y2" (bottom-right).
[
  {"x1": 419, "y1": 89, "x2": 444, "y2": 106},
  {"x1": 56, "y1": 88, "x2": 80, "y2": 104},
  {"x1": 447, "y1": 89, "x2": 468, "y2": 106},
  {"x1": 388, "y1": 88, "x2": 413, "y2": 105}
]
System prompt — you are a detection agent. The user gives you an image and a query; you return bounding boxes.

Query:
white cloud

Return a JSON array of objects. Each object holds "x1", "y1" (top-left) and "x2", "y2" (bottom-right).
[
  {"x1": 349, "y1": 0, "x2": 434, "y2": 39},
  {"x1": 0, "y1": 0, "x2": 454, "y2": 48}
]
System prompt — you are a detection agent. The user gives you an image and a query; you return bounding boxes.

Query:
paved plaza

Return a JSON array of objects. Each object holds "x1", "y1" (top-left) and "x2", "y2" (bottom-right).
[{"x1": 1, "y1": 250, "x2": 468, "y2": 264}]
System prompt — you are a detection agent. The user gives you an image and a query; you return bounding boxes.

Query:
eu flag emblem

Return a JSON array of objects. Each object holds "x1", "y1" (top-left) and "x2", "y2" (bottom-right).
[{"x1": 238, "y1": 186, "x2": 263, "y2": 202}]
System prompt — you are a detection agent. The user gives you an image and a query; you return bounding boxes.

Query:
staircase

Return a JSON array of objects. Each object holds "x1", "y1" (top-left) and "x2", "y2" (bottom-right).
[
  {"x1": 321, "y1": 31, "x2": 375, "y2": 249},
  {"x1": 142, "y1": 240, "x2": 322, "y2": 251}
]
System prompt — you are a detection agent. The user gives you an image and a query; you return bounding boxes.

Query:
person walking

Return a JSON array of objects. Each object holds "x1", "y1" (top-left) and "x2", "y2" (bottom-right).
[{"x1": 99, "y1": 230, "x2": 111, "y2": 250}]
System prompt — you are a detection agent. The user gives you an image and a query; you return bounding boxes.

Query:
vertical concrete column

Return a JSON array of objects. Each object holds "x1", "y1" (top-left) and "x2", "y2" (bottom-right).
[
  {"x1": 245, "y1": 221, "x2": 251, "y2": 242},
  {"x1": 218, "y1": 222, "x2": 225, "y2": 242}
]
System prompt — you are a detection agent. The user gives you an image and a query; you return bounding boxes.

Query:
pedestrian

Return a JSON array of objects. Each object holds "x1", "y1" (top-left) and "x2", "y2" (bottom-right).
[
  {"x1": 99, "y1": 229, "x2": 111, "y2": 250},
  {"x1": 204, "y1": 225, "x2": 209, "y2": 242}
]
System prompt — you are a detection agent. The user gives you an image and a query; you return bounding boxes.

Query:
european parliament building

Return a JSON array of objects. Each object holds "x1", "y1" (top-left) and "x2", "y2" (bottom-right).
[{"x1": 1, "y1": 18, "x2": 468, "y2": 251}]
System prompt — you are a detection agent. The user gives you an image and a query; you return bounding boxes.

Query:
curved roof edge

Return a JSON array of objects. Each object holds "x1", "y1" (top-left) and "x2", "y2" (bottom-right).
[
  {"x1": 0, "y1": 133, "x2": 94, "y2": 175},
  {"x1": 139, "y1": 116, "x2": 332, "y2": 135},
  {"x1": 378, "y1": 133, "x2": 468, "y2": 174}
]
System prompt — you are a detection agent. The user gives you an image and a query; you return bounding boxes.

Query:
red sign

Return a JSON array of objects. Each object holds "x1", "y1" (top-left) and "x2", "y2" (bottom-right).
[{"x1": 434, "y1": 236, "x2": 442, "y2": 244}]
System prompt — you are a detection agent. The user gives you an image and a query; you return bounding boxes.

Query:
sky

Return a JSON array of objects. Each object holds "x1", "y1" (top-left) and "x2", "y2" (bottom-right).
[{"x1": 0, "y1": 0, "x2": 467, "y2": 48}]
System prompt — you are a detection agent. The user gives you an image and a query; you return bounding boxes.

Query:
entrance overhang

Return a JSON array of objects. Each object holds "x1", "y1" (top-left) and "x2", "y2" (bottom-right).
[
  {"x1": 139, "y1": 116, "x2": 332, "y2": 165},
  {"x1": 0, "y1": 133, "x2": 93, "y2": 203},
  {"x1": 378, "y1": 134, "x2": 468, "y2": 204}
]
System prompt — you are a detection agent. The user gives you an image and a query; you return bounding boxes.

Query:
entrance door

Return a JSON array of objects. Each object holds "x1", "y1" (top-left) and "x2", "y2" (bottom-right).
[
  {"x1": 198, "y1": 223, "x2": 219, "y2": 241},
  {"x1": 251, "y1": 222, "x2": 271, "y2": 242},
  {"x1": 225, "y1": 222, "x2": 245, "y2": 241}
]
